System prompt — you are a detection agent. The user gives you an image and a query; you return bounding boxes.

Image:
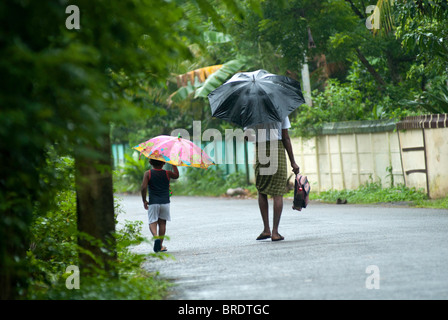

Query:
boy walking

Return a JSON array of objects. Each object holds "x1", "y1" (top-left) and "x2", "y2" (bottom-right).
[{"x1": 141, "y1": 159, "x2": 179, "y2": 252}]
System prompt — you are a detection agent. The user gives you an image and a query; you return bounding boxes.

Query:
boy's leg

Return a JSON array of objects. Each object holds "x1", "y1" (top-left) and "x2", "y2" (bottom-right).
[
  {"x1": 150, "y1": 221, "x2": 163, "y2": 252},
  {"x1": 158, "y1": 219, "x2": 166, "y2": 249},
  {"x1": 148, "y1": 204, "x2": 159, "y2": 237},
  {"x1": 149, "y1": 221, "x2": 158, "y2": 237},
  {"x1": 157, "y1": 204, "x2": 170, "y2": 251},
  {"x1": 148, "y1": 204, "x2": 163, "y2": 252}
]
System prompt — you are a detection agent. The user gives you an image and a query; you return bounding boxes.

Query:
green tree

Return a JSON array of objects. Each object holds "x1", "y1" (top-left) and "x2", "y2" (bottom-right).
[
  {"x1": 393, "y1": 0, "x2": 448, "y2": 113},
  {"x1": 0, "y1": 0, "x2": 241, "y2": 299}
]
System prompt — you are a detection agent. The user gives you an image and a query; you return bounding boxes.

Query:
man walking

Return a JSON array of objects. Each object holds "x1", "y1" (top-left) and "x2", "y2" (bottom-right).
[{"x1": 248, "y1": 116, "x2": 300, "y2": 241}]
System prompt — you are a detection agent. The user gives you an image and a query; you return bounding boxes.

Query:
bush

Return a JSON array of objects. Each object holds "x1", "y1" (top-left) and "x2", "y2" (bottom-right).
[
  {"x1": 291, "y1": 79, "x2": 366, "y2": 137},
  {"x1": 414, "y1": 195, "x2": 448, "y2": 209},
  {"x1": 114, "y1": 154, "x2": 150, "y2": 193},
  {"x1": 26, "y1": 158, "x2": 170, "y2": 300},
  {"x1": 304, "y1": 180, "x2": 428, "y2": 205},
  {"x1": 171, "y1": 167, "x2": 252, "y2": 197}
]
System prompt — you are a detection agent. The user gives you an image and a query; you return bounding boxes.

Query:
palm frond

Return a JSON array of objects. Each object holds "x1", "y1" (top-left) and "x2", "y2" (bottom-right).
[{"x1": 372, "y1": 0, "x2": 395, "y2": 36}]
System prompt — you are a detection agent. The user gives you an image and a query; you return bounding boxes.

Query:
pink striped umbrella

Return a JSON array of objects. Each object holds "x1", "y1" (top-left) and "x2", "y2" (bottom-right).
[{"x1": 133, "y1": 134, "x2": 214, "y2": 169}]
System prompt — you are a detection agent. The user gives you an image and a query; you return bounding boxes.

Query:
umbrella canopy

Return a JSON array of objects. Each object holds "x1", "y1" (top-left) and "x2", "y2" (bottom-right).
[
  {"x1": 133, "y1": 135, "x2": 215, "y2": 169},
  {"x1": 208, "y1": 69, "x2": 306, "y2": 128}
]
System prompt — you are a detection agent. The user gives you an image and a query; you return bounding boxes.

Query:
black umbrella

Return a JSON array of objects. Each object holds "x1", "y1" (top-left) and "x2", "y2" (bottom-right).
[{"x1": 208, "y1": 69, "x2": 306, "y2": 127}]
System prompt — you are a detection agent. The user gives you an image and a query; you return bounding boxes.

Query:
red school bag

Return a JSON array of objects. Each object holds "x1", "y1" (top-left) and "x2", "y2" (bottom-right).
[{"x1": 292, "y1": 174, "x2": 310, "y2": 211}]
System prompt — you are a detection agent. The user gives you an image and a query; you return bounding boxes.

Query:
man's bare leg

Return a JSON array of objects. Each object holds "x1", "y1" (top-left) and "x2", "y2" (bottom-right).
[
  {"x1": 272, "y1": 195, "x2": 284, "y2": 241},
  {"x1": 257, "y1": 192, "x2": 271, "y2": 239}
]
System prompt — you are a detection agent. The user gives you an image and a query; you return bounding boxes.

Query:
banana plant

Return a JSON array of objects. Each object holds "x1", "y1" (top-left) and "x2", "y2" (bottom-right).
[
  {"x1": 401, "y1": 81, "x2": 448, "y2": 114},
  {"x1": 168, "y1": 58, "x2": 247, "y2": 103},
  {"x1": 168, "y1": 29, "x2": 249, "y2": 103},
  {"x1": 194, "y1": 58, "x2": 248, "y2": 98},
  {"x1": 416, "y1": 83, "x2": 448, "y2": 114}
]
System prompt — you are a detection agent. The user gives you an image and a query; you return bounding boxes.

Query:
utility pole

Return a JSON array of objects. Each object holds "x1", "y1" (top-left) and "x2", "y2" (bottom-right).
[
  {"x1": 301, "y1": 27, "x2": 316, "y2": 106},
  {"x1": 301, "y1": 54, "x2": 312, "y2": 106}
]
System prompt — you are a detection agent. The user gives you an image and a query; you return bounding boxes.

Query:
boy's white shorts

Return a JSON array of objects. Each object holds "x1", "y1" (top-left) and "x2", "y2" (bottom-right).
[{"x1": 147, "y1": 203, "x2": 171, "y2": 224}]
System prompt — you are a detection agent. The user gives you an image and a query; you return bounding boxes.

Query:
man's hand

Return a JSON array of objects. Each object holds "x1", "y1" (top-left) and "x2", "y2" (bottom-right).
[
  {"x1": 143, "y1": 200, "x2": 148, "y2": 210},
  {"x1": 291, "y1": 162, "x2": 300, "y2": 175}
]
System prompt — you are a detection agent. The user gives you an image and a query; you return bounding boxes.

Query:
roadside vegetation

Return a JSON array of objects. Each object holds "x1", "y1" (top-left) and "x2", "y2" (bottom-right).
[
  {"x1": 27, "y1": 157, "x2": 170, "y2": 300},
  {"x1": 302, "y1": 181, "x2": 439, "y2": 208},
  {"x1": 3, "y1": 0, "x2": 447, "y2": 300},
  {"x1": 309, "y1": 186, "x2": 448, "y2": 209}
]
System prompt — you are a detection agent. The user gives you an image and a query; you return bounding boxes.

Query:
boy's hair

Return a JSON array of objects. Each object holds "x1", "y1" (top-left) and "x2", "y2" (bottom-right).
[{"x1": 149, "y1": 159, "x2": 165, "y2": 168}]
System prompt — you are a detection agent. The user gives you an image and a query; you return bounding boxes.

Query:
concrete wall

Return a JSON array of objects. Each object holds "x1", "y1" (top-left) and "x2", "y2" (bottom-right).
[
  {"x1": 290, "y1": 130, "x2": 404, "y2": 193},
  {"x1": 425, "y1": 128, "x2": 448, "y2": 198},
  {"x1": 397, "y1": 114, "x2": 448, "y2": 199},
  {"x1": 287, "y1": 115, "x2": 448, "y2": 199}
]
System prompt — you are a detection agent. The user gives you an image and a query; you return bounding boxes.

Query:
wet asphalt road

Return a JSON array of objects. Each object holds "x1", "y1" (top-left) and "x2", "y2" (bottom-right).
[{"x1": 116, "y1": 194, "x2": 448, "y2": 300}]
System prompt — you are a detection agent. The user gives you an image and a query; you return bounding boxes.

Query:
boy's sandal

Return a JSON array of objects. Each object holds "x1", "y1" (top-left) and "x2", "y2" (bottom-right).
[{"x1": 153, "y1": 239, "x2": 161, "y2": 252}]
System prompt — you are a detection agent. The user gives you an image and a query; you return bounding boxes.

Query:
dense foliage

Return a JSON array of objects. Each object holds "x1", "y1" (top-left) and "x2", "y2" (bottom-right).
[
  {"x1": 2, "y1": 0, "x2": 447, "y2": 299},
  {"x1": 0, "y1": 0, "x2": 242, "y2": 299},
  {"x1": 26, "y1": 157, "x2": 168, "y2": 299},
  {"x1": 130, "y1": 0, "x2": 447, "y2": 140}
]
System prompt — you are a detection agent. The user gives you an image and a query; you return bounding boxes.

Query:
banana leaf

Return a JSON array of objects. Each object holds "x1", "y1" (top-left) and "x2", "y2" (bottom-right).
[{"x1": 194, "y1": 58, "x2": 247, "y2": 98}]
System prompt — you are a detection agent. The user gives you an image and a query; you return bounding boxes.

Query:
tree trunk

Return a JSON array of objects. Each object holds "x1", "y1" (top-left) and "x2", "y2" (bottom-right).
[
  {"x1": 75, "y1": 132, "x2": 116, "y2": 276},
  {"x1": 345, "y1": 0, "x2": 365, "y2": 20},
  {"x1": 0, "y1": 156, "x2": 39, "y2": 299},
  {"x1": 355, "y1": 48, "x2": 386, "y2": 88}
]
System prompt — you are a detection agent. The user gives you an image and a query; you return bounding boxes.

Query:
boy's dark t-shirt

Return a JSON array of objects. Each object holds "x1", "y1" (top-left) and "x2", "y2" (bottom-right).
[{"x1": 148, "y1": 169, "x2": 170, "y2": 205}]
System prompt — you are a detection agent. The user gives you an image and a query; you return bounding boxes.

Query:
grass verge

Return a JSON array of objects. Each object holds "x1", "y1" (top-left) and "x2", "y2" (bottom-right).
[{"x1": 286, "y1": 181, "x2": 447, "y2": 209}]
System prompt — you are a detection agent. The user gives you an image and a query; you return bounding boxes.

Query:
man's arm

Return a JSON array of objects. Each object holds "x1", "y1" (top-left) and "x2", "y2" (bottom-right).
[
  {"x1": 281, "y1": 129, "x2": 300, "y2": 175},
  {"x1": 167, "y1": 165, "x2": 179, "y2": 179},
  {"x1": 141, "y1": 170, "x2": 150, "y2": 209}
]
